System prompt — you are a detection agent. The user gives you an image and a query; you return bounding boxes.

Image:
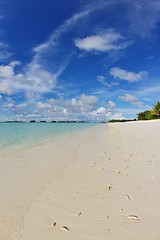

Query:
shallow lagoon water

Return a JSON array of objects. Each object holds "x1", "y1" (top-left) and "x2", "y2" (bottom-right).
[{"x1": 0, "y1": 122, "x2": 96, "y2": 156}]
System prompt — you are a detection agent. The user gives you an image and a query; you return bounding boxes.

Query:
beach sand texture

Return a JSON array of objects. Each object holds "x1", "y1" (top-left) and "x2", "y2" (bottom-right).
[{"x1": 0, "y1": 121, "x2": 160, "y2": 240}]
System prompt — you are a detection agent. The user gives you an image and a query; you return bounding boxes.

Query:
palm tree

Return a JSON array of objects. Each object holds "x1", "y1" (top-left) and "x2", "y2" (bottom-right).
[
  {"x1": 153, "y1": 101, "x2": 160, "y2": 116},
  {"x1": 153, "y1": 101, "x2": 160, "y2": 111},
  {"x1": 137, "y1": 101, "x2": 160, "y2": 121},
  {"x1": 137, "y1": 111, "x2": 149, "y2": 120}
]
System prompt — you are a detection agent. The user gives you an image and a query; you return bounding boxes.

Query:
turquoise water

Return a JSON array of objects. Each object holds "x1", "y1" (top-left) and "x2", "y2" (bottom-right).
[{"x1": 0, "y1": 122, "x2": 96, "y2": 156}]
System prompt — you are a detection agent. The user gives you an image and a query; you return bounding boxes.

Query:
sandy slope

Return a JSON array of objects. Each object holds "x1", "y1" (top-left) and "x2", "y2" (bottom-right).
[{"x1": 0, "y1": 121, "x2": 160, "y2": 240}]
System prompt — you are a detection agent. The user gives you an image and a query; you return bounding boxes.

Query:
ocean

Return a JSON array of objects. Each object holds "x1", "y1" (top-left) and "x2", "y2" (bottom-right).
[{"x1": 0, "y1": 122, "x2": 96, "y2": 156}]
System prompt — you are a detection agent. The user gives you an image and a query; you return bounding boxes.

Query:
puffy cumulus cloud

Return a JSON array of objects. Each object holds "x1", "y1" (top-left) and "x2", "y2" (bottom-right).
[
  {"x1": 65, "y1": 94, "x2": 98, "y2": 114},
  {"x1": 0, "y1": 62, "x2": 25, "y2": 95},
  {"x1": 93, "y1": 105, "x2": 126, "y2": 121},
  {"x1": 0, "y1": 82, "x2": 14, "y2": 95},
  {"x1": 0, "y1": 62, "x2": 56, "y2": 97},
  {"x1": 119, "y1": 93, "x2": 143, "y2": 107},
  {"x1": 0, "y1": 95, "x2": 139, "y2": 122},
  {"x1": 96, "y1": 107, "x2": 107, "y2": 114},
  {"x1": 25, "y1": 63, "x2": 57, "y2": 94},
  {"x1": 78, "y1": 94, "x2": 98, "y2": 109},
  {"x1": 108, "y1": 100, "x2": 116, "y2": 109},
  {"x1": 74, "y1": 30, "x2": 130, "y2": 53},
  {"x1": 37, "y1": 94, "x2": 98, "y2": 115},
  {"x1": 0, "y1": 63, "x2": 15, "y2": 78},
  {"x1": 110, "y1": 67, "x2": 148, "y2": 82},
  {"x1": 30, "y1": 95, "x2": 120, "y2": 122},
  {"x1": 0, "y1": 61, "x2": 23, "y2": 95},
  {"x1": 111, "y1": 113, "x2": 124, "y2": 120},
  {"x1": 91, "y1": 106, "x2": 110, "y2": 121},
  {"x1": 0, "y1": 62, "x2": 23, "y2": 94}
]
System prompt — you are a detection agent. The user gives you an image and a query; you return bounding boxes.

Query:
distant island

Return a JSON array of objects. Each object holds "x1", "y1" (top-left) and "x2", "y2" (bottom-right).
[
  {"x1": 4, "y1": 120, "x2": 98, "y2": 123},
  {"x1": 108, "y1": 119, "x2": 136, "y2": 123},
  {"x1": 29, "y1": 120, "x2": 88, "y2": 123},
  {"x1": 4, "y1": 101, "x2": 160, "y2": 124}
]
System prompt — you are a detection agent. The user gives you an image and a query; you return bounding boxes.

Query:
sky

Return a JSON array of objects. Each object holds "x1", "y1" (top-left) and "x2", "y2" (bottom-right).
[{"x1": 0, "y1": 0, "x2": 160, "y2": 122}]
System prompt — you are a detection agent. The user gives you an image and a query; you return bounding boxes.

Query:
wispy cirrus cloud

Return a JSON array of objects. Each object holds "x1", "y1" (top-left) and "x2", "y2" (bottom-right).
[
  {"x1": 0, "y1": 2, "x2": 13, "y2": 62},
  {"x1": 97, "y1": 76, "x2": 109, "y2": 86},
  {"x1": 0, "y1": 1, "x2": 112, "y2": 99},
  {"x1": 97, "y1": 75, "x2": 119, "y2": 87},
  {"x1": 136, "y1": 81, "x2": 160, "y2": 100},
  {"x1": 23, "y1": 1, "x2": 119, "y2": 99},
  {"x1": 32, "y1": 0, "x2": 113, "y2": 57},
  {"x1": 128, "y1": 0, "x2": 160, "y2": 37}
]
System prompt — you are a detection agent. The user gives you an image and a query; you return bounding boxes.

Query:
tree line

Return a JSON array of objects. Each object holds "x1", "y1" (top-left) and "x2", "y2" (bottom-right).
[{"x1": 137, "y1": 101, "x2": 160, "y2": 120}]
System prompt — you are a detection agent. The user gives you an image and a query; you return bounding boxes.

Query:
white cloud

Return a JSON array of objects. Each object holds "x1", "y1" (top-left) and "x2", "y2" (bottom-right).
[
  {"x1": 74, "y1": 31, "x2": 130, "y2": 53},
  {"x1": 96, "y1": 107, "x2": 107, "y2": 114},
  {"x1": 108, "y1": 100, "x2": 116, "y2": 109},
  {"x1": 0, "y1": 81, "x2": 14, "y2": 95},
  {"x1": 37, "y1": 94, "x2": 98, "y2": 115},
  {"x1": 65, "y1": 94, "x2": 99, "y2": 113},
  {"x1": 33, "y1": 10, "x2": 92, "y2": 54},
  {"x1": 28, "y1": 2, "x2": 114, "y2": 95},
  {"x1": 31, "y1": 94, "x2": 107, "y2": 121},
  {"x1": 128, "y1": 0, "x2": 160, "y2": 37},
  {"x1": 30, "y1": 0, "x2": 160, "y2": 74},
  {"x1": 25, "y1": 63, "x2": 57, "y2": 94},
  {"x1": 0, "y1": 62, "x2": 57, "y2": 96},
  {"x1": 79, "y1": 94, "x2": 98, "y2": 107},
  {"x1": 97, "y1": 75, "x2": 110, "y2": 87},
  {"x1": 97, "y1": 75, "x2": 119, "y2": 87},
  {"x1": 0, "y1": 42, "x2": 12, "y2": 61},
  {"x1": 110, "y1": 67, "x2": 148, "y2": 82},
  {"x1": 119, "y1": 93, "x2": 143, "y2": 107},
  {"x1": 9, "y1": 61, "x2": 21, "y2": 67},
  {"x1": 111, "y1": 113, "x2": 124, "y2": 120},
  {"x1": 136, "y1": 82, "x2": 160, "y2": 97},
  {"x1": 32, "y1": 1, "x2": 114, "y2": 54},
  {"x1": 97, "y1": 75, "x2": 106, "y2": 84},
  {"x1": 0, "y1": 64, "x2": 14, "y2": 78}
]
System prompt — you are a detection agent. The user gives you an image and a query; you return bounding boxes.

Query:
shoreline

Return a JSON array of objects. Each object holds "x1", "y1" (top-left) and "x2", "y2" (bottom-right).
[
  {"x1": 0, "y1": 121, "x2": 160, "y2": 239},
  {"x1": 0, "y1": 124, "x2": 106, "y2": 240},
  {"x1": 0, "y1": 123, "x2": 97, "y2": 158}
]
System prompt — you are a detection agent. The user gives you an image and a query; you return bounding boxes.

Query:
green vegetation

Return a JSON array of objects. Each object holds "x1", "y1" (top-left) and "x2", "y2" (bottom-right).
[
  {"x1": 137, "y1": 101, "x2": 160, "y2": 120},
  {"x1": 108, "y1": 119, "x2": 136, "y2": 123},
  {"x1": 109, "y1": 101, "x2": 160, "y2": 123}
]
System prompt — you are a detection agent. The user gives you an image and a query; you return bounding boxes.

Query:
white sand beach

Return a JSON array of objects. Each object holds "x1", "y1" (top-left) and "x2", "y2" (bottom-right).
[{"x1": 0, "y1": 121, "x2": 160, "y2": 240}]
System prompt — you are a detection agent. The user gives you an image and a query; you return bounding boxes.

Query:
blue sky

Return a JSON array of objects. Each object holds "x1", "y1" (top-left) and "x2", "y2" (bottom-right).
[{"x1": 0, "y1": 0, "x2": 160, "y2": 121}]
